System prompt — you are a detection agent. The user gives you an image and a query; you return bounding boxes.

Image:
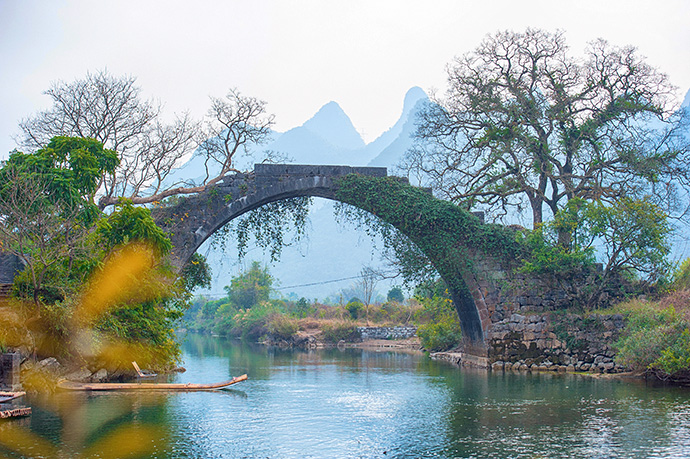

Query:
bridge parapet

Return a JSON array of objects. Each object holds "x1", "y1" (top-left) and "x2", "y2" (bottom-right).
[
  {"x1": 253, "y1": 163, "x2": 387, "y2": 179},
  {"x1": 213, "y1": 164, "x2": 393, "y2": 197}
]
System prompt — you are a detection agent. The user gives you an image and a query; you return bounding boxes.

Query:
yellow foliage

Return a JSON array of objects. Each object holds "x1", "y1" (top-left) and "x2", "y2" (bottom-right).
[
  {"x1": 0, "y1": 242, "x2": 172, "y2": 457},
  {"x1": 75, "y1": 242, "x2": 156, "y2": 326}
]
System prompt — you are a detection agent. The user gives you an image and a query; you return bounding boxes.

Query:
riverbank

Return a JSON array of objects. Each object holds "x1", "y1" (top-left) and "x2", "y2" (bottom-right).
[{"x1": 260, "y1": 324, "x2": 421, "y2": 351}]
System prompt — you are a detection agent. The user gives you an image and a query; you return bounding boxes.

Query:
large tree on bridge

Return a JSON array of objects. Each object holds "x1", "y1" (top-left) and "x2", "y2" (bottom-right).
[{"x1": 405, "y1": 29, "x2": 690, "y2": 236}]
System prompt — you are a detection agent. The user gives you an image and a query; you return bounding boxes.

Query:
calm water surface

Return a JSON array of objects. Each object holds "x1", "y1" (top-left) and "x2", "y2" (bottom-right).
[{"x1": 15, "y1": 334, "x2": 690, "y2": 458}]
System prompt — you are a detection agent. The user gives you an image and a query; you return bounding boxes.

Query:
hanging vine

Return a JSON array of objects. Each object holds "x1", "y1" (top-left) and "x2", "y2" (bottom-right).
[
  {"x1": 212, "y1": 196, "x2": 312, "y2": 262},
  {"x1": 334, "y1": 174, "x2": 526, "y2": 283}
]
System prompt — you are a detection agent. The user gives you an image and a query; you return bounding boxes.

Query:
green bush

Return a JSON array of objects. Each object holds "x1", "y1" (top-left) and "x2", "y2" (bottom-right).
[
  {"x1": 345, "y1": 301, "x2": 363, "y2": 320},
  {"x1": 672, "y1": 258, "x2": 690, "y2": 291},
  {"x1": 226, "y1": 301, "x2": 285, "y2": 340},
  {"x1": 655, "y1": 329, "x2": 690, "y2": 376},
  {"x1": 516, "y1": 223, "x2": 594, "y2": 277},
  {"x1": 266, "y1": 314, "x2": 298, "y2": 341},
  {"x1": 321, "y1": 322, "x2": 360, "y2": 343},
  {"x1": 414, "y1": 296, "x2": 462, "y2": 352},
  {"x1": 615, "y1": 305, "x2": 690, "y2": 377}
]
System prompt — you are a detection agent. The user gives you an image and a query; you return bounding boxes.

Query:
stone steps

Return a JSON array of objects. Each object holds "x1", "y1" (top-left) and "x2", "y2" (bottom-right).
[{"x1": 0, "y1": 283, "x2": 12, "y2": 298}]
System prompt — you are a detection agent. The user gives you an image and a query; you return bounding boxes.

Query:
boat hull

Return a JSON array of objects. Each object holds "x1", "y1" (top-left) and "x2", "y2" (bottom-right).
[{"x1": 58, "y1": 374, "x2": 248, "y2": 391}]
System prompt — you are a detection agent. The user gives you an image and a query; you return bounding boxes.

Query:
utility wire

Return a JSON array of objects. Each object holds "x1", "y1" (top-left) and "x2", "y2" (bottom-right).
[
  {"x1": 275, "y1": 275, "x2": 364, "y2": 290},
  {"x1": 198, "y1": 269, "x2": 399, "y2": 298},
  {"x1": 275, "y1": 269, "x2": 399, "y2": 290}
]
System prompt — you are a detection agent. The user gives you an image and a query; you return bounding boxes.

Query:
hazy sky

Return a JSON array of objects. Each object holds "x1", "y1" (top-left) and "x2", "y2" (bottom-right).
[{"x1": 1, "y1": 0, "x2": 689, "y2": 159}]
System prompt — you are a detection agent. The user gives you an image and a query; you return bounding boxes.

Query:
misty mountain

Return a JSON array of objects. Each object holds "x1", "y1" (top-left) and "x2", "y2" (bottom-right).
[
  {"x1": 267, "y1": 101, "x2": 368, "y2": 165},
  {"x1": 368, "y1": 87, "x2": 427, "y2": 169},
  {"x1": 188, "y1": 87, "x2": 429, "y2": 300}
]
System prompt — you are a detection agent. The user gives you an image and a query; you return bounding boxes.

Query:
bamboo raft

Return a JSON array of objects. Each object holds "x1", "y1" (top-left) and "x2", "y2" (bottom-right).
[
  {"x1": 0, "y1": 391, "x2": 31, "y2": 419},
  {"x1": 57, "y1": 374, "x2": 248, "y2": 391},
  {"x1": 0, "y1": 407, "x2": 31, "y2": 419},
  {"x1": 0, "y1": 391, "x2": 26, "y2": 403}
]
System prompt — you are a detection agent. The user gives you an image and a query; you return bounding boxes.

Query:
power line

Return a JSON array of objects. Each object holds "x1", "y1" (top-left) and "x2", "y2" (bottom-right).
[
  {"x1": 275, "y1": 269, "x2": 399, "y2": 290},
  {"x1": 198, "y1": 269, "x2": 399, "y2": 298},
  {"x1": 275, "y1": 275, "x2": 363, "y2": 290}
]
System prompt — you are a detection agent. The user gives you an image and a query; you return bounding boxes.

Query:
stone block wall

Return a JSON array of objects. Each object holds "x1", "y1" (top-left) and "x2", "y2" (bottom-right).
[
  {"x1": 486, "y1": 313, "x2": 626, "y2": 373},
  {"x1": 357, "y1": 326, "x2": 417, "y2": 341},
  {"x1": 0, "y1": 253, "x2": 22, "y2": 284},
  {"x1": 0, "y1": 353, "x2": 21, "y2": 390}
]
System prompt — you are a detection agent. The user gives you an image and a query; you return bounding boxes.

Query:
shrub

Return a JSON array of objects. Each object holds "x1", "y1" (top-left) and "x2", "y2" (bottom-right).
[
  {"x1": 414, "y1": 296, "x2": 462, "y2": 352},
  {"x1": 321, "y1": 322, "x2": 360, "y2": 343},
  {"x1": 346, "y1": 301, "x2": 363, "y2": 320},
  {"x1": 615, "y1": 304, "x2": 690, "y2": 377},
  {"x1": 654, "y1": 329, "x2": 690, "y2": 376},
  {"x1": 266, "y1": 314, "x2": 298, "y2": 341},
  {"x1": 672, "y1": 258, "x2": 690, "y2": 291},
  {"x1": 230, "y1": 301, "x2": 285, "y2": 340}
]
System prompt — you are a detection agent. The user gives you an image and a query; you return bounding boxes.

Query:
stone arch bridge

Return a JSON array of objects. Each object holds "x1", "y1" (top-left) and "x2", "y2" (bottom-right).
[{"x1": 152, "y1": 164, "x2": 532, "y2": 356}]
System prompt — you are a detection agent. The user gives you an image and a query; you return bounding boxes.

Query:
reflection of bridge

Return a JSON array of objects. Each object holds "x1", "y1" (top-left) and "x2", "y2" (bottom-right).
[{"x1": 152, "y1": 164, "x2": 519, "y2": 356}]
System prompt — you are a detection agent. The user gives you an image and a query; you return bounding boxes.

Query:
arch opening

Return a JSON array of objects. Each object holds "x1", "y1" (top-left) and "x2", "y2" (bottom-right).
[{"x1": 151, "y1": 164, "x2": 520, "y2": 348}]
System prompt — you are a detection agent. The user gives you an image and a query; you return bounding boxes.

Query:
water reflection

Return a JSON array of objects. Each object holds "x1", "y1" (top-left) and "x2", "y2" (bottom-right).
[{"x1": 6, "y1": 335, "x2": 690, "y2": 458}]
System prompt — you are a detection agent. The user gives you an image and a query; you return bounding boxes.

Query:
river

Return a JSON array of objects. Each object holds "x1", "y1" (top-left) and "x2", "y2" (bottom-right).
[{"x1": 11, "y1": 334, "x2": 690, "y2": 458}]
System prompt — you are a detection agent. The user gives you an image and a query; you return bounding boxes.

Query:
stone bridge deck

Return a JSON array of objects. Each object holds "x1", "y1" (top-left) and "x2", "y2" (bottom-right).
[{"x1": 154, "y1": 164, "x2": 392, "y2": 270}]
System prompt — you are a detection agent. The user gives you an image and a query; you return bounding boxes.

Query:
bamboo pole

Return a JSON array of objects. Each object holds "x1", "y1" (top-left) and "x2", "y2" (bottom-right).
[{"x1": 58, "y1": 374, "x2": 248, "y2": 391}]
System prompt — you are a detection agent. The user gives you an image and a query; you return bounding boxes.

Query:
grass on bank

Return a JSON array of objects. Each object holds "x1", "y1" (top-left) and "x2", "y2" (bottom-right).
[
  {"x1": 602, "y1": 260, "x2": 690, "y2": 381},
  {"x1": 185, "y1": 291, "x2": 463, "y2": 351}
]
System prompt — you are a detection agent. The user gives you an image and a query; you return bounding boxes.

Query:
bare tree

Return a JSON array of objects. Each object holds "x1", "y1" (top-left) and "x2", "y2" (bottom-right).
[
  {"x1": 18, "y1": 71, "x2": 277, "y2": 209},
  {"x1": 198, "y1": 89, "x2": 275, "y2": 183},
  {"x1": 18, "y1": 70, "x2": 199, "y2": 207},
  {"x1": 359, "y1": 266, "x2": 380, "y2": 326},
  {"x1": 406, "y1": 29, "x2": 690, "y2": 238}
]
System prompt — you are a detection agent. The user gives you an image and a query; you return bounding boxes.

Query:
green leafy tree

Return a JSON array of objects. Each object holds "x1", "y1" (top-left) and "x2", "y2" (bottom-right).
[
  {"x1": 519, "y1": 196, "x2": 671, "y2": 300},
  {"x1": 387, "y1": 286, "x2": 405, "y2": 303},
  {"x1": 0, "y1": 136, "x2": 208, "y2": 367},
  {"x1": 0, "y1": 137, "x2": 118, "y2": 302},
  {"x1": 294, "y1": 297, "x2": 311, "y2": 318},
  {"x1": 96, "y1": 199, "x2": 173, "y2": 256},
  {"x1": 586, "y1": 198, "x2": 671, "y2": 282},
  {"x1": 224, "y1": 261, "x2": 275, "y2": 309},
  {"x1": 179, "y1": 253, "x2": 212, "y2": 292}
]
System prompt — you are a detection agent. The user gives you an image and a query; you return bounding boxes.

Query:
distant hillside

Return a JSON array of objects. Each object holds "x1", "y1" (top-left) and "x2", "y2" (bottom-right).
[{"x1": 369, "y1": 87, "x2": 427, "y2": 169}]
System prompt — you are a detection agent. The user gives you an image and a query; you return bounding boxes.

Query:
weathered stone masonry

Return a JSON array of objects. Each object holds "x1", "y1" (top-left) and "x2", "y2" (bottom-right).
[
  {"x1": 487, "y1": 312, "x2": 626, "y2": 373},
  {"x1": 357, "y1": 326, "x2": 417, "y2": 341},
  {"x1": 153, "y1": 163, "x2": 627, "y2": 364}
]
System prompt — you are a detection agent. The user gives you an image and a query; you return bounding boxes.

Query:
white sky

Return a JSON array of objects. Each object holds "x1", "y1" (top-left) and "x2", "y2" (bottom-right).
[{"x1": 1, "y1": 0, "x2": 689, "y2": 159}]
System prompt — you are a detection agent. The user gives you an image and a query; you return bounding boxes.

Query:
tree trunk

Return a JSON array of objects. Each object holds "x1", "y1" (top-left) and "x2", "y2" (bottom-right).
[{"x1": 529, "y1": 193, "x2": 543, "y2": 228}]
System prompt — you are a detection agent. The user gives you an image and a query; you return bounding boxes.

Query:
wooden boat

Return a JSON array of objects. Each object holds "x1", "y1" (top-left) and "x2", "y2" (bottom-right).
[
  {"x1": 57, "y1": 374, "x2": 248, "y2": 391},
  {"x1": 0, "y1": 391, "x2": 26, "y2": 403}
]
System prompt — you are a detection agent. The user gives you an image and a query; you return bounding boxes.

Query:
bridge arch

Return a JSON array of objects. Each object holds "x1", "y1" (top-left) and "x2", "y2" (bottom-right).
[{"x1": 152, "y1": 164, "x2": 522, "y2": 349}]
